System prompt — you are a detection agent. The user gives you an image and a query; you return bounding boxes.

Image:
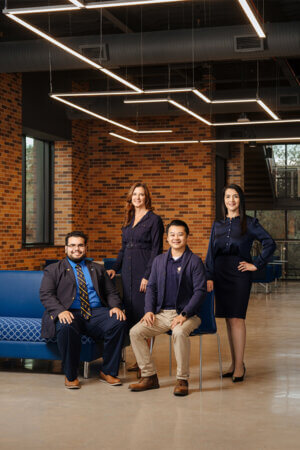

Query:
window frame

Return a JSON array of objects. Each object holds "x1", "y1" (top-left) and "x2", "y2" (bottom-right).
[{"x1": 22, "y1": 135, "x2": 54, "y2": 247}]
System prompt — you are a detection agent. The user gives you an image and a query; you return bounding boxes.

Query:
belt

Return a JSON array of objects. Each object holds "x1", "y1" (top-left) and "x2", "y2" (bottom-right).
[{"x1": 125, "y1": 243, "x2": 152, "y2": 250}]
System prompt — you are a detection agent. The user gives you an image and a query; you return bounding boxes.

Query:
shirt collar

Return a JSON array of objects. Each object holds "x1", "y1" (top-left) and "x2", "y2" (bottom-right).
[
  {"x1": 168, "y1": 251, "x2": 185, "y2": 263},
  {"x1": 67, "y1": 257, "x2": 86, "y2": 269}
]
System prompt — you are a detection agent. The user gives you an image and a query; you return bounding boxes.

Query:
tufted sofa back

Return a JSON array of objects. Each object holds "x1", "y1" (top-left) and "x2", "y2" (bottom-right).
[{"x1": 0, "y1": 271, "x2": 45, "y2": 318}]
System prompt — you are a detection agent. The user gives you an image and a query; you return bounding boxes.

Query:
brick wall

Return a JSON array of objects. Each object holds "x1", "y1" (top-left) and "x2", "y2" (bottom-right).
[{"x1": 87, "y1": 116, "x2": 215, "y2": 261}]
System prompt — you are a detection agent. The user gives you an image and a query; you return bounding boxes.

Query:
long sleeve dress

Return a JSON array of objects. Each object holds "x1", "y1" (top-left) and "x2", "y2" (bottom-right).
[
  {"x1": 205, "y1": 216, "x2": 276, "y2": 318},
  {"x1": 113, "y1": 210, "x2": 164, "y2": 327}
]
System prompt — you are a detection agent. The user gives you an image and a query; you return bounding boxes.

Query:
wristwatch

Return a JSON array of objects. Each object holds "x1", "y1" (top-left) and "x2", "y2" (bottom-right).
[{"x1": 181, "y1": 311, "x2": 187, "y2": 317}]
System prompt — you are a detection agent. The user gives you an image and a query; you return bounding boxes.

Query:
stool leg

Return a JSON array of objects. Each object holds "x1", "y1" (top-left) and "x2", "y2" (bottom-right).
[
  {"x1": 149, "y1": 337, "x2": 154, "y2": 355},
  {"x1": 169, "y1": 335, "x2": 172, "y2": 376},
  {"x1": 217, "y1": 334, "x2": 223, "y2": 381},
  {"x1": 199, "y1": 335, "x2": 202, "y2": 391},
  {"x1": 122, "y1": 346, "x2": 126, "y2": 377},
  {"x1": 83, "y1": 361, "x2": 90, "y2": 379}
]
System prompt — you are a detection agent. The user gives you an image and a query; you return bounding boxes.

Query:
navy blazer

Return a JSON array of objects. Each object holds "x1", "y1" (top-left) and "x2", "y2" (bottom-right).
[
  {"x1": 145, "y1": 246, "x2": 207, "y2": 318},
  {"x1": 40, "y1": 258, "x2": 122, "y2": 338}
]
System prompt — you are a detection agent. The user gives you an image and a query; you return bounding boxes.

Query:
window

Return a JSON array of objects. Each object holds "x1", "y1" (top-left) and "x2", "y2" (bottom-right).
[
  {"x1": 272, "y1": 144, "x2": 300, "y2": 198},
  {"x1": 22, "y1": 136, "x2": 54, "y2": 245}
]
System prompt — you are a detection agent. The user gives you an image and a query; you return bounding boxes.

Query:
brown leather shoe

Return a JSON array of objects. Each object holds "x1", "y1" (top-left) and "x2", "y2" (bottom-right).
[
  {"x1": 127, "y1": 362, "x2": 139, "y2": 372},
  {"x1": 173, "y1": 379, "x2": 189, "y2": 396},
  {"x1": 65, "y1": 377, "x2": 81, "y2": 389},
  {"x1": 99, "y1": 371, "x2": 122, "y2": 386},
  {"x1": 129, "y1": 374, "x2": 160, "y2": 391}
]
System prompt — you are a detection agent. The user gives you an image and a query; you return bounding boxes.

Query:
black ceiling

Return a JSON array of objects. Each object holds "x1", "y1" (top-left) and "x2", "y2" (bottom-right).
[{"x1": 1, "y1": 0, "x2": 300, "y2": 137}]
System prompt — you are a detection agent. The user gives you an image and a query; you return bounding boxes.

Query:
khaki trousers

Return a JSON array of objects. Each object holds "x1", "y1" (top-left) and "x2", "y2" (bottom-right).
[{"x1": 129, "y1": 310, "x2": 201, "y2": 380}]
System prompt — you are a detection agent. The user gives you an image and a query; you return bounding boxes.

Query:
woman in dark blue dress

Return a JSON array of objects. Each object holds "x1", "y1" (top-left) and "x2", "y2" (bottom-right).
[
  {"x1": 107, "y1": 182, "x2": 164, "y2": 369},
  {"x1": 206, "y1": 184, "x2": 276, "y2": 382}
]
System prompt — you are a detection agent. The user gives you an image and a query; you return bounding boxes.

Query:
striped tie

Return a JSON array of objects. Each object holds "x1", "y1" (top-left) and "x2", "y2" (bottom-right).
[{"x1": 76, "y1": 264, "x2": 92, "y2": 320}]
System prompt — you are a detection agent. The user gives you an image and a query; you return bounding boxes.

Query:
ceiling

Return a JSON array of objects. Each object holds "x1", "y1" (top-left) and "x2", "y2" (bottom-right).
[{"x1": 1, "y1": 0, "x2": 300, "y2": 141}]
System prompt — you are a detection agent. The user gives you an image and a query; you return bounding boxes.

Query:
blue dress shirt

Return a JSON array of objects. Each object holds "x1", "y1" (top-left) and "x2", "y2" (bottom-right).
[{"x1": 67, "y1": 258, "x2": 101, "y2": 309}]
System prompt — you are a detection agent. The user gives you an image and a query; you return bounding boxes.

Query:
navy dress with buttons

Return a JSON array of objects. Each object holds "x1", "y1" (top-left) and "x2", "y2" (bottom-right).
[
  {"x1": 113, "y1": 211, "x2": 164, "y2": 327},
  {"x1": 206, "y1": 216, "x2": 276, "y2": 318}
]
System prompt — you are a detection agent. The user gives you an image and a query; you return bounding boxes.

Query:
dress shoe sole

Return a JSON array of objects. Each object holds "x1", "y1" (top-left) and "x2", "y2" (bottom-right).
[
  {"x1": 222, "y1": 371, "x2": 234, "y2": 378},
  {"x1": 65, "y1": 384, "x2": 81, "y2": 389},
  {"x1": 232, "y1": 376, "x2": 245, "y2": 383},
  {"x1": 100, "y1": 378, "x2": 122, "y2": 386},
  {"x1": 174, "y1": 391, "x2": 188, "y2": 396},
  {"x1": 129, "y1": 385, "x2": 160, "y2": 392}
]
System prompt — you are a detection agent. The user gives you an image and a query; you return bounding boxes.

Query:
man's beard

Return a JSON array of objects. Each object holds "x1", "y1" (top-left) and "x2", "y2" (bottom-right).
[{"x1": 68, "y1": 255, "x2": 86, "y2": 263}]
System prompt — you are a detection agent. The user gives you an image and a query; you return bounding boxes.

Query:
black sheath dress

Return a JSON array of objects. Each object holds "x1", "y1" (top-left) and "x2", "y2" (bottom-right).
[
  {"x1": 113, "y1": 211, "x2": 164, "y2": 328},
  {"x1": 205, "y1": 216, "x2": 276, "y2": 319}
]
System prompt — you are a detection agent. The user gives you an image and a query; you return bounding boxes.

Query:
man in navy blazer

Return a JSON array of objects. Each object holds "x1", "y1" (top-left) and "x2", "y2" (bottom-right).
[
  {"x1": 40, "y1": 231, "x2": 127, "y2": 389},
  {"x1": 129, "y1": 220, "x2": 207, "y2": 396}
]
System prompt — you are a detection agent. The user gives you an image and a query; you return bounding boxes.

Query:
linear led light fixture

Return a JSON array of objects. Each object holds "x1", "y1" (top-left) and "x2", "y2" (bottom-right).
[
  {"x1": 5, "y1": 13, "x2": 142, "y2": 93},
  {"x1": 238, "y1": 0, "x2": 266, "y2": 38},
  {"x1": 110, "y1": 132, "x2": 199, "y2": 145},
  {"x1": 55, "y1": 91, "x2": 137, "y2": 97},
  {"x1": 201, "y1": 137, "x2": 300, "y2": 143},
  {"x1": 213, "y1": 118, "x2": 300, "y2": 126},
  {"x1": 69, "y1": 0, "x2": 85, "y2": 6},
  {"x1": 125, "y1": 98, "x2": 169, "y2": 104},
  {"x1": 192, "y1": 89, "x2": 211, "y2": 103},
  {"x1": 144, "y1": 88, "x2": 192, "y2": 94},
  {"x1": 110, "y1": 133, "x2": 138, "y2": 144},
  {"x1": 169, "y1": 100, "x2": 212, "y2": 125},
  {"x1": 124, "y1": 97, "x2": 212, "y2": 126},
  {"x1": 144, "y1": 88, "x2": 211, "y2": 103},
  {"x1": 256, "y1": 99, "x2": 280, "y2": 120},
  {"x1": 86, "y1": 0, "x2": 185, "y2": 9},
  {"x1": 51, "y1": 95, "x2": 172, "y2": 133},
  {"x1": 211, "y1": 99, "x2": 257, "y2": 104},
  {"x1": 211, "y1": 98, "x2": 279, "y2": 120},
  {"x1": 3, "y1": 5, "x2": 80, "y2": 14}
]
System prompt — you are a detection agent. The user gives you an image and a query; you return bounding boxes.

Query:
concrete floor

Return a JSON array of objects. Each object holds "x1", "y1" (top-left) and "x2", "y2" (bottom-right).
[{"x1": 0, "y1": 281, "x2": 299, "y2": 450}]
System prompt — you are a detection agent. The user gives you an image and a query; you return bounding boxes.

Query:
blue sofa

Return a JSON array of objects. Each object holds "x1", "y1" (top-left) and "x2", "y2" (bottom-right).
[{"x1": 0, "y1": 270, "x2": 103, "y2": 378}]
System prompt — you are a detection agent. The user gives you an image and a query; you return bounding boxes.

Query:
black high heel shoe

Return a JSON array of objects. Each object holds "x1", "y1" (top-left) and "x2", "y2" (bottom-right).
[
  {"x1": 232, "y1": 363, "x2": 246, "y2": 383},
  {"x1": 222, "y1": 370, "x2": 234, "y2": 378}
]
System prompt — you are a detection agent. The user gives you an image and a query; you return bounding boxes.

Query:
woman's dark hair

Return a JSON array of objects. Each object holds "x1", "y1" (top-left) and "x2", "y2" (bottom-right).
[
  {"x1": 222, "y1": 184, "x2": 247, "y2": 235},
  {"x1": 123, "y1": 182, "x2": 154, "y2": 227},
  {"x1": 166, "y1": 219, "x2": 190, "y2": 236}
]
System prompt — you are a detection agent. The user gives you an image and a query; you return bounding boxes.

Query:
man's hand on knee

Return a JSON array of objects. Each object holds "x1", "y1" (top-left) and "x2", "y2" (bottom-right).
[
  {"x1": 58, "y1": 310, "x2": 74, "y2": 324},
  {"x1": 171, "y1": 314, "x2": 187, "y2": 329},
  {"x1": 109, "y1": 307, "x2": 126, "y2": 321},
  {"x1": 141, "y1": 312, "x2": 155, "y2": 327}
]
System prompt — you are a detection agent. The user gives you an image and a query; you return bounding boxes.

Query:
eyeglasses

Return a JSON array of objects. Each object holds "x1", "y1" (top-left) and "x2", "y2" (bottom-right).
[{"x1": 67, "y1": 244, "x2": 86, "y2": 249}]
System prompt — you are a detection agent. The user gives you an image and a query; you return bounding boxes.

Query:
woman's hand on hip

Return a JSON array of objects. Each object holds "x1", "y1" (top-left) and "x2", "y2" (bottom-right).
[
  {"x1": 107, "y1": 269, "x2": 116, "y2": 279},
  {"x1": 140, "y1": 278, "x2": 148, "y2": 292},
  {"x1": 207, "y1": 280, "x2": 214, "y2": 292},
  {"x1": 238, "y1": 261, "x2": 257, "y2": 272}
]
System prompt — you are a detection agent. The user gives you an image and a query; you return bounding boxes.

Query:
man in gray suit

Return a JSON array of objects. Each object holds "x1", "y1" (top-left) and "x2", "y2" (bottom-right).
[{"x1": 40, "y1": 231, "x2": 127, "y2": 389}]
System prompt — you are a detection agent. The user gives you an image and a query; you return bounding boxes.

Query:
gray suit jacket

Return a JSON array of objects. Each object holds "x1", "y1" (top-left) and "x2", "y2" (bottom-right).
[{"x1": 40, "y1": 258, "x2": 122, "y2": 338}]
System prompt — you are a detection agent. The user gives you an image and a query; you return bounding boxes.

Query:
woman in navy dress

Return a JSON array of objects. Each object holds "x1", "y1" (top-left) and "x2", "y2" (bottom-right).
[
  {"x1": 107, "y1": 182, "x2": 164, "y2": 368},
  {"x1": 206, "y1": 184, "x2": 276, "y2": 382}
]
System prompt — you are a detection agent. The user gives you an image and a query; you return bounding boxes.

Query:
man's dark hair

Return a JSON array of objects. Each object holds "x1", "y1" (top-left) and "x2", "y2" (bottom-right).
[
  {"x1": 65, "y1": 231, "x2": 88, "y2": 246},
  {"x1": 166, "y1": 220, "x2": 190, "y2": 236}
]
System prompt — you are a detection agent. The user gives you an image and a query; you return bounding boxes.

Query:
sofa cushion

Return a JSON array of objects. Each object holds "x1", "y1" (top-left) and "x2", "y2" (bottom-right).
[{"x1": 0, "y1": 317, "x2": 96, "y2": 345}]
